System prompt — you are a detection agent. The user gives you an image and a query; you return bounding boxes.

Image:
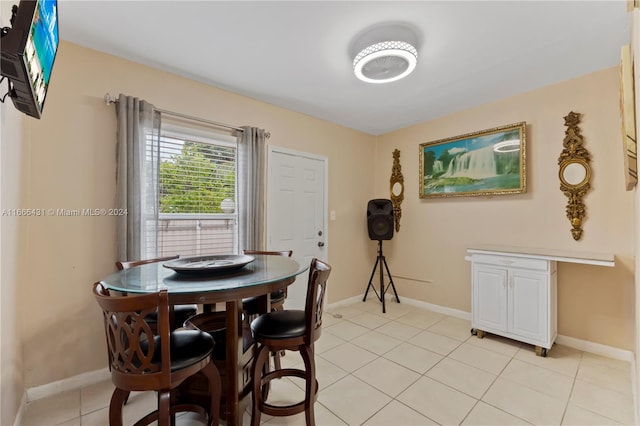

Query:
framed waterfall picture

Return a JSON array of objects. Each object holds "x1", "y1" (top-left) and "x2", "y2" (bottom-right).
[{"x1": 419, "y1": 122, "x2": 527, "y2": 198}]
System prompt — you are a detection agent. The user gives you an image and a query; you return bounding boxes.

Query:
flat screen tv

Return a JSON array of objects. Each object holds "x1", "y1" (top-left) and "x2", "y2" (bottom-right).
[{"x1": 1, "y1": 0, "x2": 58, "y2": 119}]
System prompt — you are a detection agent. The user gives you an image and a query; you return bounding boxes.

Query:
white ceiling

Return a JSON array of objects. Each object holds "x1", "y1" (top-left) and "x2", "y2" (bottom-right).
[{"x1": 59, "y1": 1, "x2": 630, "y2": 135}]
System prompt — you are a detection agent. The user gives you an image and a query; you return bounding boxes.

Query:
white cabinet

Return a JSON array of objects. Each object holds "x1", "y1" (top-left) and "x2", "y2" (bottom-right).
[
  {"x1": 467, "y1": 245, "x2": 614, "y2": 356},
  {"x1": 469, "y1": 253, "x2": 557, "y2": 356}
]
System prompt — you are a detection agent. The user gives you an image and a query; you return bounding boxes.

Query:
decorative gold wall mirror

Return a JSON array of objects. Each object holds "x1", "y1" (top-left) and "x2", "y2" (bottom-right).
[
  {"x1": 559, "y1": 159, "x2": 590, "y2": 188},
  {"x1": 558, "y1": 111, "x2": 592, "y2": 241},
  {"x1": 391, "y1": 181, "x2": 403, "y2": 197},
  {"x1": 390, "y1": 149, "x2": 404, "y2": 232}
]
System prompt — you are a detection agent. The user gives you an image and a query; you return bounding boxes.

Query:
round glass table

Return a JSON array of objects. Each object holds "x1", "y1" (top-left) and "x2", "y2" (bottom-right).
[{"x1": 99, "y1": 254, "x2": 308, "y2": 426}]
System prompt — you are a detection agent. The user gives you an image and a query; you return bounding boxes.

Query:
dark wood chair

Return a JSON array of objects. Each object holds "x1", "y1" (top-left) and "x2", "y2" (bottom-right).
[
  {"x1": 116, "y1": 255, "x2": 198, "y2": 331},
  {"x1": 249, "y1": 258, "x2": 331, "y2": 426},
  {"x1": 92, "y1": 282, "x2": 221, "y2": 426},
  {"x1": 242, "y1": 249, "x2": 293, "y2": 370},
  {"x1": 242, "y1": 250, "x2": 293, "y2": 314}
]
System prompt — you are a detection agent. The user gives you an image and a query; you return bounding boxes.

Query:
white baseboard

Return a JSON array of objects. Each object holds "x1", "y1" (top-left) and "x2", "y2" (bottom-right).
[
  {"x1": 25, "y1": 368, "x2": 110, "y2": 402},
  {"x1": 399, "y1": 297, "x2": 471, "y2": 321},
  {"x1": 327, "y1": 294, "x2": 471, "y2": 320},
  {"x1": 555, "y1": 334, "x2": 634, "y2": 362}
]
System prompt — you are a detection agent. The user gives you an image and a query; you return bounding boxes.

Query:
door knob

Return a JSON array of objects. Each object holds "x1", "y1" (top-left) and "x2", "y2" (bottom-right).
[{"x1": 318, "y1": 242, "x2": 325, "y2": 247}]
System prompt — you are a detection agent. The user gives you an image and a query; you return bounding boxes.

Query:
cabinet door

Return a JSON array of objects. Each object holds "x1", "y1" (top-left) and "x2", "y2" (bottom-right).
[
  {"x1": 508, "y1": 269, "x2": 548, "y2": 342},
  {"x1": 472, "y1": 265, "x2": 508, "y2": 331}
]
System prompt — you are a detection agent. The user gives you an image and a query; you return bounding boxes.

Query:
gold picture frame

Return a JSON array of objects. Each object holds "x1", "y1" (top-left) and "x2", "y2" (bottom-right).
[
  {"x1": 419, "y1": 122, "x2": 526, "y2": 198},
  {"x1": 620, "y1": 44, "x2": 637, "y2": 190}
]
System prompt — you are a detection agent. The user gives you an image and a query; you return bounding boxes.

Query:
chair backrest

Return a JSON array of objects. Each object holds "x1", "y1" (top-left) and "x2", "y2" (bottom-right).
[
  {"x1": 93, "y1": 282, "x2": 171, "y2": 389},
  {"x1": 243, "y1": 249, "x2": 293, "y2": 257},
  {"x1": 304, "y1": 258, "x2": 331, "y2": 345},
  {"x1": 116, "y1": 255, "x2": 180, "y2": 271}
]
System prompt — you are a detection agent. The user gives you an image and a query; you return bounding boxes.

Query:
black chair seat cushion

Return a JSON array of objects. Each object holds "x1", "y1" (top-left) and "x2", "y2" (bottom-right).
[
  {"x1": 184, "y1": 312, "x2": 227, "y2": 360},
  {"x1": 140, "y1": 330, "x2": 214, "y2": 372},
  {"x1": 144, "y1": 304, "x2": 198, "y2": 325},
  {"x1": 242, "y1": 290, "x2": 286, "y2": 314},
  {"x1": 251, "y1": 310, "x2": 306, "y2": 340}
]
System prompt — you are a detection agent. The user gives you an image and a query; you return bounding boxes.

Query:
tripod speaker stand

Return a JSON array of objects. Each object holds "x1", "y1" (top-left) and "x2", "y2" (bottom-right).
[{"x1": 363, "y1": 239, "x2": 400, "y2": 313}]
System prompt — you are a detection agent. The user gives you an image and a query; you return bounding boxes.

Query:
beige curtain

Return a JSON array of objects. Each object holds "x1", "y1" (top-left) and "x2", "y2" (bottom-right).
[
  {"x1": 115, "y1": 94, "x2": 160, "y2": 261},
  {"x1": 237, "y1": 126, "x2": 267, "y2": 251}
]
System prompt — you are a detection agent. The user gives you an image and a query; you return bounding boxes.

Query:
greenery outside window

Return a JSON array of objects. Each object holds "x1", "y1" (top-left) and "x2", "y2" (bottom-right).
[{"x1": 145, "y1": 123, "x2": 238, "y2": 257}]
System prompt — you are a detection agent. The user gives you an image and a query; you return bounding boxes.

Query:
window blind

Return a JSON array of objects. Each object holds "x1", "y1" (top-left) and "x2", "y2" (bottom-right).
[{"x1": 144, "y1": 126, "x2": 239, "y2": 257}]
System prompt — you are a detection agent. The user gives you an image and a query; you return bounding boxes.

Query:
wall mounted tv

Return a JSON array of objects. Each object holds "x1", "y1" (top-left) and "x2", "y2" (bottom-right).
[{"x1": 1, "y1": 0, "x2": 58, "y2": 119}]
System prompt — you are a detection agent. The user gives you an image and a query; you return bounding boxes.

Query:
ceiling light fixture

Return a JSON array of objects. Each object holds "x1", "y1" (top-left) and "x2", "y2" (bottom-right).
[{"x1": 353, "y1": 41, "x2": 418, "y2": 84}]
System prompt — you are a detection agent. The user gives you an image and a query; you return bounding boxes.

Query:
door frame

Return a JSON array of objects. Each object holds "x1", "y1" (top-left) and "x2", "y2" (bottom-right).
[{"x1": 266, "y1": 145, "x2": 329, "y2": 300}]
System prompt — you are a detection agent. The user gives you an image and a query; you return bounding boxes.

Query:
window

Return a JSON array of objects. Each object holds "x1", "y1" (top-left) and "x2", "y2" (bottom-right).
[{"x1": 144, "y1": 122, "x2": 239, "y2": 257}]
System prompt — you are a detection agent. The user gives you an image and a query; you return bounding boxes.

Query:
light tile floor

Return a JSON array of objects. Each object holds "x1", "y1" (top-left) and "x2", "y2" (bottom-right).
[{"x1": 21, "y1": 298, "x2": 636, "y2": 425}]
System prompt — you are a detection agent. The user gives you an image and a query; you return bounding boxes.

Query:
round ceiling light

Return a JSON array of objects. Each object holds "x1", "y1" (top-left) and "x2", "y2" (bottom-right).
[{"x1": 353, "y1": 40, "x2": 418, "y2": 84}]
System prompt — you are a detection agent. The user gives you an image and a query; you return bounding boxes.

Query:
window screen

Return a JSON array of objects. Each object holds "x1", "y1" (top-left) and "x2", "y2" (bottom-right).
[{"x1": 145, "y1": 125, "x2": 238, "y2": 257}]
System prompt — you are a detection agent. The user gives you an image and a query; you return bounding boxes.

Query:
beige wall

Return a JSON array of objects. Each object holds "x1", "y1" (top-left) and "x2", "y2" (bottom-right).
[
  {"x1": 0, "y1": 66, "x2": 28, "y2": 426},
  {"x1": 1, "y1": 4, "x2": 26, "y2": 424},
  {"x1": 0, "y1": 115, "x2": 27, "y2": 426},
  {"x1": 375, "y1": 67, "x2": 635, "y2": 350},
  {"x1": 14, "y1": 41, "x2": 375, "y2": 389}
]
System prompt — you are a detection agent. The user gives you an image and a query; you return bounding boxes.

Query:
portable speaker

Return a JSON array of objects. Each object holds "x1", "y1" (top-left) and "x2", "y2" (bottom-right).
[{"x1": 367, "y1": 199, "x2": 394, "y2": 240}]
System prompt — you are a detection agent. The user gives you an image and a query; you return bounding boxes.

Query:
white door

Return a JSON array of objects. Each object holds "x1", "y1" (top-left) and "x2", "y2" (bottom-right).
[{"x1": 267, "y1": 147, "x2": 327, "y2": 310}]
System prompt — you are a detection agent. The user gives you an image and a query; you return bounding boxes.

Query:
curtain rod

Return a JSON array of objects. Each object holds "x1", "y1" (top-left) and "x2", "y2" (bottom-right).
[{"x1": 104, "y1": 93, "x2": 270, "y2": 138}]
